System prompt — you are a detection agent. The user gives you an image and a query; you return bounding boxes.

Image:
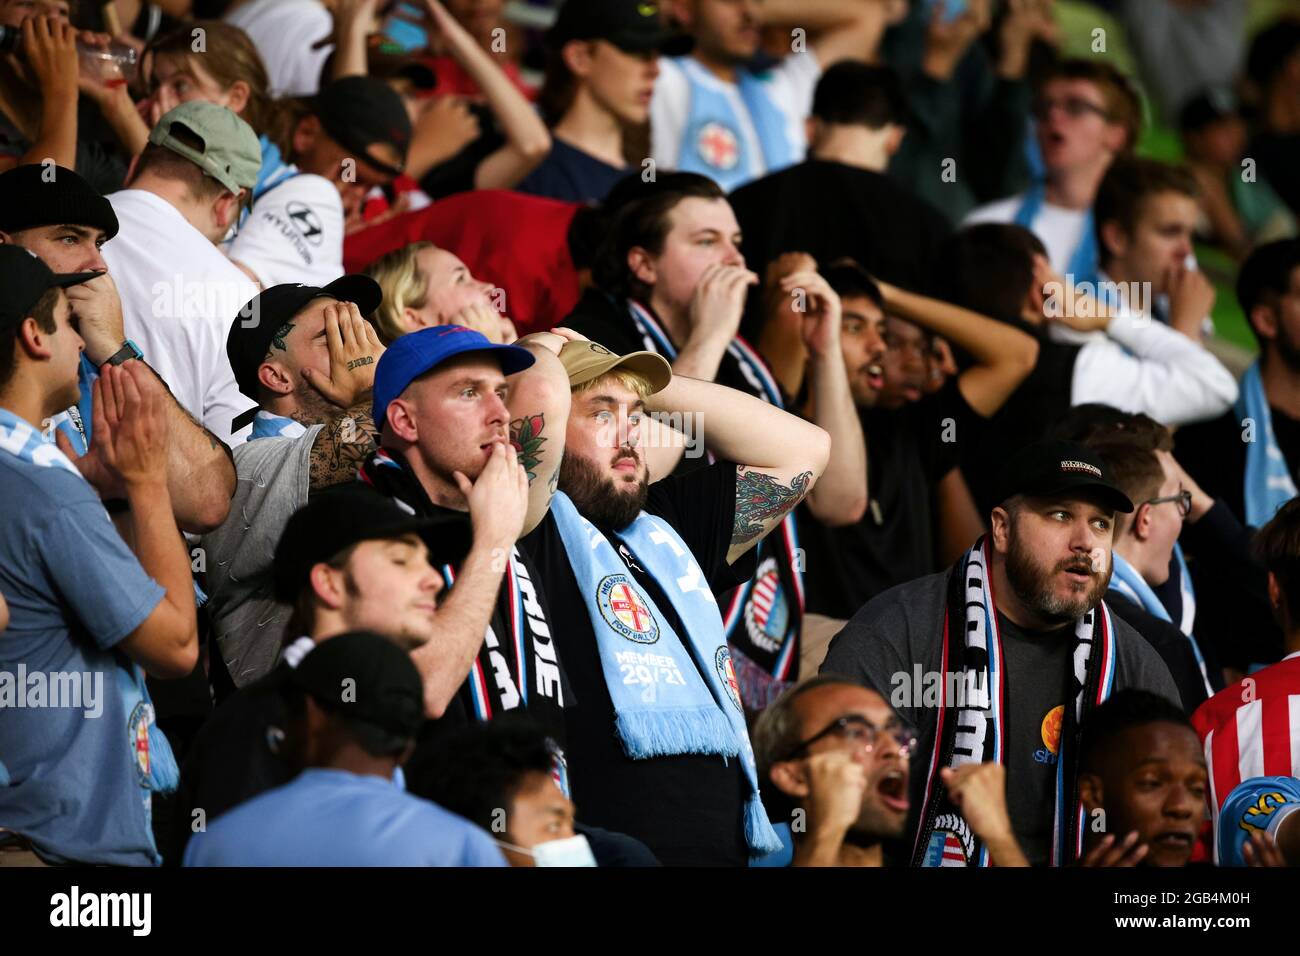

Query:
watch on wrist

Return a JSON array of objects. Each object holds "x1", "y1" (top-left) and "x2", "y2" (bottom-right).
[{"x1": 105, "y1": 340, "x2": 144, "y2": 366}]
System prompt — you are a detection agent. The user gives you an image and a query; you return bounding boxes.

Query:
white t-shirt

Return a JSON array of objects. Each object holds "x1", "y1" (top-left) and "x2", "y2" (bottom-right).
[
  {"x1": 226, "y1": 174, "x2": 344, "y2": 288},
  {"x1": 225, "y1": 0, "x2": 334, "y2": 98},
  {"x1": 964, "y1": 192, "x2": 1089, "y2": 277},
  {"x1": 104, "y1": 190, "x2": 260, "y2": 449},
  {"x1": 650, "y1": 52, "x2": 821, "y2": 189}
]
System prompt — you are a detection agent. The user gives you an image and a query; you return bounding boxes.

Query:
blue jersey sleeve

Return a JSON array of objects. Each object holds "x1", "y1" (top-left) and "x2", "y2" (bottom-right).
[{"x1": 1216, "y1": 776, "x2": 1300, "y2": 866}]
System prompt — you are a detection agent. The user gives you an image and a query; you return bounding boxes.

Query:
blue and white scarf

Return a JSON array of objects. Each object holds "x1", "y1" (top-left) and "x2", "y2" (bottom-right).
[
  {"x1": 1235, "y1": 360, "x2": 1298, "y2": 527},
  {"x1": 673, "y1": 56, "x2": 798, "y2": 192},
  {"x1": 0, "y1": 407, "x2": 179, "y2": 794},
  {"x1": 1014, "y1": 181, "x2": 1099, "y2": 289},
  {"x1": 249, "y1": 410, "x2": 307, "y2": 441},
  {"x1": 549, "y1": 491, "x2": 781, "y2": 857},
  {"x1": 914, "y1": 538, "x2": 1116, "y2": 867},
  {"x1": 1109, "y1": 551, "x2": 1212, "y2": 696}
]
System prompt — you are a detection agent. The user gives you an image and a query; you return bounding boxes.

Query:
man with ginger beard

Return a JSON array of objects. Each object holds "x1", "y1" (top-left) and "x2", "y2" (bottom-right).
[
  {"x1": 823, "y1": 439, "x2": 1180, "y2": 867},
  {"x1": 519, "y1": 339, "x2": 831, "y2": 865}
]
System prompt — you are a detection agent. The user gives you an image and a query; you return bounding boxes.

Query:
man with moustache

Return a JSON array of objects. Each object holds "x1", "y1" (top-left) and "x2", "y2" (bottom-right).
[
  {"x1": 519, "y1": 339, "x2": 831, "y2": 865},
  {"x1": 753, "y1": 675, "x2": 1027, "y2": 867},
  {"x1": 822, "y1": 439, "x2": 1180, "y2": 867}
]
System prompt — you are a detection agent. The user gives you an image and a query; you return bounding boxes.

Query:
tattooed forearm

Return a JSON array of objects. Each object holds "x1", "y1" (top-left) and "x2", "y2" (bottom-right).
[
  {"x1": 509, "y1": 413, "x2": 547, "y2": 484},
  {"x1": 733, "y1": 468, "x2": 813, "y2": 545},
  {"x1": 310, "y1": 405, "x2": 378, "y2": 490}
]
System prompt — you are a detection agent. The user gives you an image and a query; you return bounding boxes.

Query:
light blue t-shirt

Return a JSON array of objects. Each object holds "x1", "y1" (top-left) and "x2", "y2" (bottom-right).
[
  {"x1": 182, "y1": 768, "x2": 508, "y2": 867},
  {"x1": 1216, "y1": 775, "x2": 1300, "y2": 866},
  {"x1": 0, "y1": 446, "x2": 166, "y2": 865}
]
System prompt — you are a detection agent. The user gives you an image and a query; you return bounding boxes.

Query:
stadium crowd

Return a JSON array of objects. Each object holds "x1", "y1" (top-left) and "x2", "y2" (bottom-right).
[{"x1": 2, "y1": 0, "x2": 1300, "y2": 870}]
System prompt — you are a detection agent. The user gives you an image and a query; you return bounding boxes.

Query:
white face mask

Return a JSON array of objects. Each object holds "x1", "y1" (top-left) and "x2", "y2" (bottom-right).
[{"x1": 496, "y1": 834, "x2": 598, "y2": 867}]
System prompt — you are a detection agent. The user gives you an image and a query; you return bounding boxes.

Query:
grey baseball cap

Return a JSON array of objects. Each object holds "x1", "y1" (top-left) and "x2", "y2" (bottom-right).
[{"x1": 148, "y1": 101, "x2": 261, "y2": 196}]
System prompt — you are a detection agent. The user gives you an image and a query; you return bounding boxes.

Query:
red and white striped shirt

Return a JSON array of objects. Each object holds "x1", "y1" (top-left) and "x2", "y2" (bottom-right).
[{"x1": 1192, "y1": 651, "x2": 1300, "y2": 814}]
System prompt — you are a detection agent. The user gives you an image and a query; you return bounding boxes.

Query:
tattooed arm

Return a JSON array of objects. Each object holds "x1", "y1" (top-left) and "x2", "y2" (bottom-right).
[
  {"x1": 509, "y1": 331, "x2": 577, "y2": 535},
  {"x1": 643, "y1": 373, "x2": 830, "y2": 564},
  {"x1": 309, "y1": 405, "x2": 379, "y2": 491}
]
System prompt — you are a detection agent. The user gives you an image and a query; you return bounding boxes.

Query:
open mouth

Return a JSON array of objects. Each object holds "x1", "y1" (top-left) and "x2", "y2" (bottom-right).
[
  {"x1": 877, "y1": 771, "x2": 909, "y2": 813},
  {"x1": 1151, "y1": 832, "x2": 1194, "y2": 852},
  {"x1": 863, "y1": 364, "x2": 885, "y2": 391}
]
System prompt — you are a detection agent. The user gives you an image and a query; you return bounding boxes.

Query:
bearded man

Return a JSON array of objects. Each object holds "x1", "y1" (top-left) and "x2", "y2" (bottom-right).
[{"x1": 822, "y1": 438, "x2": 1181, "y2": 867}]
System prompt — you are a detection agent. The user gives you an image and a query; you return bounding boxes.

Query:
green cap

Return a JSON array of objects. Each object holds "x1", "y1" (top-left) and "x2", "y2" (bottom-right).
[{"x1": 148, "y1": 101, "x2": 261, "y2": 196}]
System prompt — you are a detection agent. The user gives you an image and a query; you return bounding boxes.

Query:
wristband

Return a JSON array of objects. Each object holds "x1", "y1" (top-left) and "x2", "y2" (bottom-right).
[{"x1": 105, "y1": 340, "x2": 144, "y2": 366}]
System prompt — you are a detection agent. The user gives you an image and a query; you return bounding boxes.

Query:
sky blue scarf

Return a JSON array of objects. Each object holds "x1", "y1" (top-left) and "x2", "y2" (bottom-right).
[
  {"x1": 1014, "y1": 181, "x2": 1098, "y2": 288},
  {"x1": 549, "y1": 491, "x2": 781, "y2": 857},
  {"x1": 249, "y1": 410, "x2": 307, "y2": 441},
  {"x1": 0, "y1": 407, "x2": 178, "y2": 793},
  {"x1": 1109, "y1": 551, "x2": 1212, "y2": 696},
  {"x1": 1235, "y1": 360, "x2": 1298, "y2": 527}
]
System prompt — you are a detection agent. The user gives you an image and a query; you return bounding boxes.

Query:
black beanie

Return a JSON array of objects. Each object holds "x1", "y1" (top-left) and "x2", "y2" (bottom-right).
[{"x1": 0, "y1": 164, "x2": 119, "y2": 241}]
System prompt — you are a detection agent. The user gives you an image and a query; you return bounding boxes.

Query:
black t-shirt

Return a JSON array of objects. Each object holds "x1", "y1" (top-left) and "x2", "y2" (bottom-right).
[
  {"x1": 515, "y1": 139, "x2": 629, "y2": 205},
  {"x1": 957, "y1": 331, "x2": 1080, "y2": 515},
  {"x1": 728, "y1": 159, "x2": 952, "y2": 296},
  {"x1": 519, "y1": 461, "x2": 759, "y2": 866},
  {"x1": 997, "y1": 613, "x2": 1073, "y2": 867},
  {"x1": 797, "y1": 384, "x2": 964, "y2": 620},
  {"x1": 1105, "y1": 593, "x2": 1210, "y2": 712}
]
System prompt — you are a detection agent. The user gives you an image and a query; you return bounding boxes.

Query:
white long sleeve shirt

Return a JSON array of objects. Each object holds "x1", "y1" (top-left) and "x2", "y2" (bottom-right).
[{"x1": 1070, "y1": 308, "x2": 1239, "y2": 426}]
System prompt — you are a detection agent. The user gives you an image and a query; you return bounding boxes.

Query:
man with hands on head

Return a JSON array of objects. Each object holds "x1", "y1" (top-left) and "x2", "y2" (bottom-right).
[
  {"x1": 0, "y1": 246, "x2": 196, "y2": 865},
  {"x1": 0, "y1": 162, "x2": 236, "y2": 534},
  {"x1": 201, "y1": 277, "x2": 390, "y2": 689},
  {"x1": 753, "y1": 675, "x2": 1029, "y2": 867}
]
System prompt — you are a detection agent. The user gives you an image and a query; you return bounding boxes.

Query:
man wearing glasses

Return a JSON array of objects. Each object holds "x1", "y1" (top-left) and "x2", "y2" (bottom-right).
[
  {"x1": 753, "y1": 675, "x2": 1027, "y2": 867},
  {"x1": 966, "y1": 59, "x2": 1142, "y2": 291},
  {"x1": 1084, "y1": 431, "x2": 1221, "y2": 710}
]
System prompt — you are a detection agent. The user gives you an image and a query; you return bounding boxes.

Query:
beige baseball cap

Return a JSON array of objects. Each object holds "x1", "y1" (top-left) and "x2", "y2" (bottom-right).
[{"x1": 559, "y1": 340, "x2": 672, "y2": 394}]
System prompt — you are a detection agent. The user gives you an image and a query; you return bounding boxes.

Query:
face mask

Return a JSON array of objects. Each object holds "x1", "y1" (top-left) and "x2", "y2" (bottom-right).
[{"x1": 496, "y1": 834, "x2": 597, "y2": 867}]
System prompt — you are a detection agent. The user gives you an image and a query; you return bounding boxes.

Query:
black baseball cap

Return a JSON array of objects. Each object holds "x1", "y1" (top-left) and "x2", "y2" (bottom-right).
[
  {"x1": 995, "y1": 439, "x2": 1134, "y2": 514},
  {"x1": 287, "y1": 631, "x2": 425, "y2": 744},
  {"x1": 0, "y1": 245, "x2": 99, "y2": 334},
  {"x1": 272, "y1": 482, "x2": 472, "y2": 603},
  {"x1": 0, "y1": 164, "x2": 119, "y2": 241},
  {"x1": 1177, "y1": 87, "x2": 1239, "y2": 132},
  {"x1": 227, "y1": 275, "x2": 382, "y2": 426},
  {"x1": 547, "y1": 0, "x2": 693, "y2": 56},
  {"x1": 310, "y1": 76, "x2": 412, "y2": 178}
]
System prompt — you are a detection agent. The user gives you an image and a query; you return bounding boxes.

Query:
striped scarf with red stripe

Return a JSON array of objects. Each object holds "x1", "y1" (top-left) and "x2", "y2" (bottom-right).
[{"x1": 912, "y1": 537, "x2": 1117, "y2": 866}]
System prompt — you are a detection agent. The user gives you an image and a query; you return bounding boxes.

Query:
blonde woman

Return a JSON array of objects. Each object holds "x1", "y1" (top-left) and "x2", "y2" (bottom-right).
[{"x1": 365, "y1": 240, "x2": 517, "y2": 345}]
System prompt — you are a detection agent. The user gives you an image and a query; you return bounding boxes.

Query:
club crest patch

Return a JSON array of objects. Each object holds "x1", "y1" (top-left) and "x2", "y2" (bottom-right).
[
  {"x1": 925, "y1": 813, "x2": 975, "y2": 867},
  {"x1": 128, "y1": 700, "x2": 152, "y2": 784},
  {"x1": 744, "y1": 556, "x2": 788, "y2": 654},
  {"x1": 696, "y1": 121, "x2": 740, "y2": 170},
  {"x1": 715, "y1": 646, "x2": 743, "y2": 712},
  {"x1": 597, "y1": 574, "x2": 659, "y2": 644}
]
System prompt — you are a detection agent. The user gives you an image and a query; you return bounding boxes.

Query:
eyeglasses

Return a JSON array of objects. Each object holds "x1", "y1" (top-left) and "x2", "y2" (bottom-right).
[
  {"x1": 1144, "y1": 489, "x2": 1192, "y2": 519},
  {"x1": 780, "y1": 714, "x2": 918, "y2": 763},
  {"x1": 1031, "y1": 96, "x2": 1111, "y2": 122}
]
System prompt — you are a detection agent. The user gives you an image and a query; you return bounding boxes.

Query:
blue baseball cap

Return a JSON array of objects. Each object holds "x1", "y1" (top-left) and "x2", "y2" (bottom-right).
[{"x1": 373, "y1": 325, "x2": 535, "y2": 429}]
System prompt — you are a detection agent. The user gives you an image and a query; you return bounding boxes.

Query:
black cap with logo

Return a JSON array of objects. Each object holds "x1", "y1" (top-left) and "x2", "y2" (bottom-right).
[
  {"x1": 287, "y1": 631, "x2": 426, "y2": 745},
  {"x1": 0, "y1": 245, "x2": 99, "y2": 333},
  {"x1": 995, "y1": 439, "x2": 1135, "y2": 514},
  {"x1": 546, "y1": 0, "x2": 693, "y2": 55},
  {"x1": 272, "y1": 482, "x2": 472, "y2": 603}
]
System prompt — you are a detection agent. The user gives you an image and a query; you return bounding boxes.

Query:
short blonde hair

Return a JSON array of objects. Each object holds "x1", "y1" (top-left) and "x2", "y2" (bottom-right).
[
  {"x1": 571, "y1": 369, "x2": 653, "y2": 401},
  {"x1": 364, "y1": 241, "x2": 436, "y2": 344}
]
